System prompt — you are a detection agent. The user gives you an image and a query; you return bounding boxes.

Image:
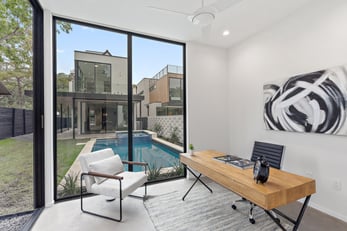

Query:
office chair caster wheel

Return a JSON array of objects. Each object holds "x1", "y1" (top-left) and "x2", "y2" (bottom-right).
[
  {"x1": 231, "y1": 204, "x2": 237, "y2": 209},
  {"x1": 249, "y1": 218, "x2": 255, "y2": 224}
]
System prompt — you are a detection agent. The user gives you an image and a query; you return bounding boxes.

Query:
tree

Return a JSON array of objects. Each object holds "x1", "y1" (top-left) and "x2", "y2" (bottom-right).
[
  {"x1": 57, "y1": 72, "x2": 73, "y2": 92},
  {"x1": 0, "y1": 0, "x2": 72, "y2": 109}
]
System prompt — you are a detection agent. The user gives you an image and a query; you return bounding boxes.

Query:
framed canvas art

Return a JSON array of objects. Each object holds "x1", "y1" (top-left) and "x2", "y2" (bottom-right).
[{"x1": 264, "y1": 65, "x2": 347, "y2": 135}]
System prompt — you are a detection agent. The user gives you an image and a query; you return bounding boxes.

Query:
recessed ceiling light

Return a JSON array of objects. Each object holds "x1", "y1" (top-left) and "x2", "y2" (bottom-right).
[{"x1": 222, "y1": 30, "x2": 230, "y2": 36}]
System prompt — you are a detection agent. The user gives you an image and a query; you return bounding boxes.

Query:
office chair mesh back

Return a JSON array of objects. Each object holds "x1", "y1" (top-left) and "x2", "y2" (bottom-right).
[
  {"x1": 232, "y1": 141, "x2": 285, "y2": 224},
  {"x1": 250, "y1": 141, "x2": 284, "y2": 169}
]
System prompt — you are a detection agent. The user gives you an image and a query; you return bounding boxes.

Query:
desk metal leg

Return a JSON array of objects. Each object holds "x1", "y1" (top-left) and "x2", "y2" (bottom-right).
[
  {"x1": 182, "y1": 166, "x2": 213, "y2": 201},
  {"x1": 265, "y1": 210, "x2": 286, "y2": 231},
  {"x1": 293, "y1": 195, "x2": 311, "y2": 231},
  {"x1": 268, "y1": 195, "x2": 311, "y2": 231}
]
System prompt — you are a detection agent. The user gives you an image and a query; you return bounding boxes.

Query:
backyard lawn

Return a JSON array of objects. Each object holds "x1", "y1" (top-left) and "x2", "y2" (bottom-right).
[
  {"x1": 0, "y1": 137, "x2": 88, "y2": 215},
  {"x1": 0, "y1": 138, "x2": 33, "y2": 216},
  {"x1": 56, "y1": 138, "x2": 89, "y2": 184}
]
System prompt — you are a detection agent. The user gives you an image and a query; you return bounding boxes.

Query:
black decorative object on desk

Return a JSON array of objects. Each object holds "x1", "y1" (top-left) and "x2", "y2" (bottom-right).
[{"x1": 253, "y1": 156, "x2": 270, "y2": 184}]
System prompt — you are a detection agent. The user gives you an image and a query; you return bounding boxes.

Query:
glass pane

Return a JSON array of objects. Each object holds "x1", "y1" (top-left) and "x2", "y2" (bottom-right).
[
  {"x1": 133, "y1": 36, "x2": 184, "y2": 181},
  {"x1": 0, "y1": 0, "x2": 34, "y2": 216},
  {"x1": 55, "y1": 20, "x2": 128, "y2": 199}
]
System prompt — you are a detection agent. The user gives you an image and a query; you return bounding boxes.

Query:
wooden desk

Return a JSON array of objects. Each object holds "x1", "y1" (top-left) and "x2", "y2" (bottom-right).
[{"x1": 180, "y1": 150, "x2": 316, "y2": 231}]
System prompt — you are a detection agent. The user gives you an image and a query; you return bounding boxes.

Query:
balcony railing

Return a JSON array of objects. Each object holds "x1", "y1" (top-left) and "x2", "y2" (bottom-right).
[{"x1": 153, "y1": 65, "x2": 183, "y2": 79}]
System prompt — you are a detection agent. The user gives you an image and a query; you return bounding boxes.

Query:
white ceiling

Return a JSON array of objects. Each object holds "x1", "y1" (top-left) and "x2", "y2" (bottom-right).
[{"x1": 38, "y1": 0, "x2": 314, "y2": 48}]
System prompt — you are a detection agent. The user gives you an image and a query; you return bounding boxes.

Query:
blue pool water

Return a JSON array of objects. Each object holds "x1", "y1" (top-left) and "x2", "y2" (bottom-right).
[{"x1": 92, "y1": 132, "x2": 180, "y2": 171}]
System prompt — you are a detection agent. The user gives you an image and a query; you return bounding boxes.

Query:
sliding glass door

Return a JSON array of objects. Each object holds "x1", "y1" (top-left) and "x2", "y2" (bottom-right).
[
  {"x1": 0, "y1": 0, "x2": 44, "y2": 220},
  {"x1": 54, "y1": 18, "x2": 185, "y2": 200}
]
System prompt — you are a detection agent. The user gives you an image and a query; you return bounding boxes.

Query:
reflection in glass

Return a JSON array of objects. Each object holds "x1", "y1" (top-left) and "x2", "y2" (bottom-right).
[{"x1": 0, "y1": 0, "x2": 34, "y2": 216}]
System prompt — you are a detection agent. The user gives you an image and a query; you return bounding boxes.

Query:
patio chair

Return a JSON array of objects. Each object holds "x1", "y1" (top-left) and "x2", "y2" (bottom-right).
[
  {"x1": 79, "y1": 148, "x2": 148, "y2": 222},
  {"x1": 231, "y1": 141, "x2": 285, "y2": 224}
]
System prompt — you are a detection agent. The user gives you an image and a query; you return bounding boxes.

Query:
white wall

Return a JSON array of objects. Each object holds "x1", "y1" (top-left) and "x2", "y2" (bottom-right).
[
  {"x1": 227, "y1": 0, "x2": 347, "y2": 221},
  {"x1": 186, "y1": 42, "x2": 229, "y2": 153}
]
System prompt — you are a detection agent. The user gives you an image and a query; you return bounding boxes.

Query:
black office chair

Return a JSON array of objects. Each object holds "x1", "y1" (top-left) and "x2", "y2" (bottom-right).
[{"x1": 231, "y1": 141, "x2": 285, "y2": 224}]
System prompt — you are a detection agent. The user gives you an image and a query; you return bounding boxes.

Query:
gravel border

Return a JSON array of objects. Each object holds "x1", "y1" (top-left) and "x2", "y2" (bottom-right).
[{"x1": 0, "y1": 212, "x2": 33, "y2": 231}]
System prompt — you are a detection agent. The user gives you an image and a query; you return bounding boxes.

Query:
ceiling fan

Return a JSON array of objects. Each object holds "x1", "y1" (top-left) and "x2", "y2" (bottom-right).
[{"x1": 147, "y1": 0, "x2": 243, "y2": 26}]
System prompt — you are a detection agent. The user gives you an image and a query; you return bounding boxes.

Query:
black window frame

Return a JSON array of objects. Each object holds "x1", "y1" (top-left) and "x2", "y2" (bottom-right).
[
  {"x1": 31, "y1": 0, "x2": 45, "y2": 211},
  {"x1": 52, "y1": 17, "x2": 186, "y2": 201}
]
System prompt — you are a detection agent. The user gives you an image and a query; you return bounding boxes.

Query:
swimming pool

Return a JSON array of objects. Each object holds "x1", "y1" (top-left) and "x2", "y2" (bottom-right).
[{"x1": 92, "y1": 132, "x2": 181, "y2": 172}]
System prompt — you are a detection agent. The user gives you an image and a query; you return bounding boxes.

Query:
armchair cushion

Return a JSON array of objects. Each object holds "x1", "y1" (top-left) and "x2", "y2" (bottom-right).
[
  {"x1": 90, "y1": 171, "x2": 147, "y2": 199},
  {"x1": 88, "y1": 155, "x2": 124, "y2": 184}
]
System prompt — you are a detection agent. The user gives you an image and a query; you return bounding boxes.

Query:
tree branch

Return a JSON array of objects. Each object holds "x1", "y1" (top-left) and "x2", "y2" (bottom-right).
[{"x1": 0, "y1": 27, "x2": 21, "y2": 43}]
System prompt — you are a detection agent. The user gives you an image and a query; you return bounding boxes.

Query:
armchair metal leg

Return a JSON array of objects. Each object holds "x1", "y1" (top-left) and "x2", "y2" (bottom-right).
[
  {"x1": 80, "y1": 173, "x2": 123, "y2": 222},
  {"x1": 129, "y1": 183, "x2": 148, "y2": 201}
]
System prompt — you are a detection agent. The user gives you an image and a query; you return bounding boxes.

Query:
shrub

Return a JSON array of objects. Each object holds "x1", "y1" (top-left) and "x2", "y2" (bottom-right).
[
  {"x1": 148, "y1": 164, "x2": 162, "y2": 181},
  {"x1": 169, "y1": 127, "x2": 180, "y2": 144},
  {"x1": 166, "y1": 161, "x2": 184, "y2": 177},
  {"x1": 153, "y1": 123, "x2": 163, "y2": 137},
  {"x1": 59, "y1": 172, "x2": 80, "y2": 197}
]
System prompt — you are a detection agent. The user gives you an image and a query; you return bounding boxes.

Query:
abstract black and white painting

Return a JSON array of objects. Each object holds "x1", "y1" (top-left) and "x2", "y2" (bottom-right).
[{"x1": 264, "y1": 65, "x2": 347, "y2": 135}]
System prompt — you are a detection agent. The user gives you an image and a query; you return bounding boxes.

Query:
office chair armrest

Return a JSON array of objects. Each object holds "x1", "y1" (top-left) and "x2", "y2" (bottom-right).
[{"x1": 87, "y1": 171, "x2": 124, "y2": 180}]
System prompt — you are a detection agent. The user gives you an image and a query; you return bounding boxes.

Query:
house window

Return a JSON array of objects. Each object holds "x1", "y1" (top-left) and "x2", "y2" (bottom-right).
[
  {"x1": 169, "y1": 78, "x2": 183, "y2": 102},
  {"x1": 75, "y1": 61, "x2": 111, "y2": 93}
]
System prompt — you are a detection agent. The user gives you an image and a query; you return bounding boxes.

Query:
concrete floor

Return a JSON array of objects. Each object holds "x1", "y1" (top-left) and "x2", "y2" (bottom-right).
[{"x1": 32, "y1": 178, "x2": 347, "y2": 231}]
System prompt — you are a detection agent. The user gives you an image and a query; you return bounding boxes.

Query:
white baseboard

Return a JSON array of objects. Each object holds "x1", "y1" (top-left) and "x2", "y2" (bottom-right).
[
  {"x1": 308, "y1": 201, "x2": 347, "y2": 223},
  {"x1": 297, "y1": 198, "x2": 347, "y2": 223}
]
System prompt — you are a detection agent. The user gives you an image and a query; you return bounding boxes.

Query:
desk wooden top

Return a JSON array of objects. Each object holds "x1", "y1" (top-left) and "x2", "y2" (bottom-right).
[{"x1": 180, "y1": 150, "x2": 316, "y2": 210}]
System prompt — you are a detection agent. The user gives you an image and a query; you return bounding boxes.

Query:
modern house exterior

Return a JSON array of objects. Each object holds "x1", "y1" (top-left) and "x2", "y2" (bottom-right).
[
  {"x1": 57, "y1": 50, "x2": 143, "y2": 136},
  {"x1": 135, "y1": 65, "x2": 184, "y2": 142}
]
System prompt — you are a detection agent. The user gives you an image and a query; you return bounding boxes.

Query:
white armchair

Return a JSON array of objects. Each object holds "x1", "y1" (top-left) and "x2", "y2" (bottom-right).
[{"x1": 79, "y1": 148, "x2": 148, "y2": 222}]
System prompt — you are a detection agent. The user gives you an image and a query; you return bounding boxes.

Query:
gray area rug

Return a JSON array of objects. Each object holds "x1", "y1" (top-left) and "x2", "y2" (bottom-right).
[{"x1": 144, "y1": 181, "x2": 292, "y2": 231}]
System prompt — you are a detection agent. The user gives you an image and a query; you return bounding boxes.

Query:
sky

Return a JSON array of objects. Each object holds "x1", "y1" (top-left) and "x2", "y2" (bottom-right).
[{"x1": 56, "y1": 23, "x2": 183, "y2": 84}]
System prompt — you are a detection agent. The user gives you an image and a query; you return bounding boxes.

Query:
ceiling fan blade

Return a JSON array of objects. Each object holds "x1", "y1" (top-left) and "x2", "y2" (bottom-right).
[
  {"x1": 209, "y1": 0, "x2": 243, "y2": 12},
  {"x1": 146, "y1": 6, "x2": 191, "y2": 16}
]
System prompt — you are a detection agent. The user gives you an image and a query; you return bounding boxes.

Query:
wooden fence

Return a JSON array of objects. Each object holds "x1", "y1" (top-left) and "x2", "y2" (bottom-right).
[{"x1": 0, "y1": 107, "x2": 33, "y2": 139}]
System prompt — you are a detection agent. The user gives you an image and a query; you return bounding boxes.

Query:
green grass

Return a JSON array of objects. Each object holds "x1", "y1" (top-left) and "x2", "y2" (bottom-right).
[
  {"x1": 0, "y1": 137, "x2": 88, "y2": 215},
  {"x1": 0, "y1": 138, "x2": 34, "y2": 215},
  {"x1": 56, "y1": 139, "x2": 89, "y2": 185}
]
